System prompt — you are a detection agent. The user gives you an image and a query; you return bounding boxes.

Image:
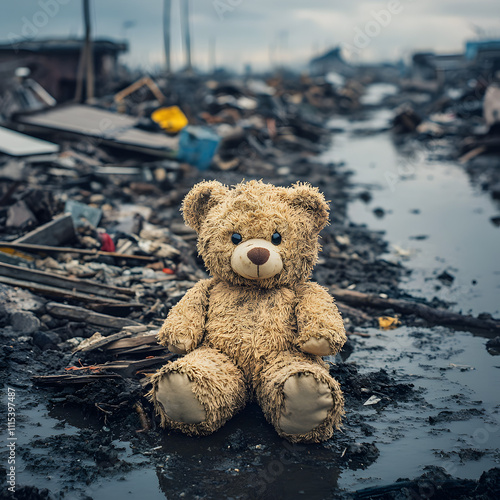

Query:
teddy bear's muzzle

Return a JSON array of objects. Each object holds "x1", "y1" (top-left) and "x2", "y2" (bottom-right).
[{"x1": 231, "y1": 238, "x2": 283, "y2": 280}]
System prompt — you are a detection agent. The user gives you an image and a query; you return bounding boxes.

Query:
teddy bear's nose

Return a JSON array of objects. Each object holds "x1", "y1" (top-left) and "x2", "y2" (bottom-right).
[{"x1": 247, "y1": 247, "x2": 270, "y2": 266}]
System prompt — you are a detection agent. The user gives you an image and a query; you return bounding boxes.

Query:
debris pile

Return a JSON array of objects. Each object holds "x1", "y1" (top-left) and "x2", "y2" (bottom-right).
[
  {"x1": 1, "y1": 72, "x2": 499, "y2": 382},
  {"x1": 388, "y1": 72, "x2": 500, "y2": 211},
  {"x1": 1, "y1": 68, "x2": 499, "y2": 498}
]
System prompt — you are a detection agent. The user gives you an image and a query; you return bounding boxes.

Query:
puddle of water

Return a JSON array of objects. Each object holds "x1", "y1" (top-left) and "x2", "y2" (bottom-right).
[
  {"x1": 338, "y1": 326, "x2": 500, "y2": 490},
  {"x1": 360, "y1": 83, "x2": 399, "y2": 106},
  {"x1": 85, "y1": 468, "x2": 165, "y2": 500},
  {"x1": 322, "y1": 113, "x2": 500, "y2": 316},
  {"x1": 320, "y1": 103, "x2": 500, "y2": 490}
]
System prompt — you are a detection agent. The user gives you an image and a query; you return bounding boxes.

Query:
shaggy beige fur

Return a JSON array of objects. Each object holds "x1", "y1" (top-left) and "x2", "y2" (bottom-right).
[{"x1": 148, "y1": 180, "x2": 346, "y2": 443}]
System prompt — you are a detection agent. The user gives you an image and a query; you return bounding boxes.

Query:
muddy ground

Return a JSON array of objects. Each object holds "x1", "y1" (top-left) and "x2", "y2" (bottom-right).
[{"x1": 1, "y1": 81, "x2": 500, "y2": 500}]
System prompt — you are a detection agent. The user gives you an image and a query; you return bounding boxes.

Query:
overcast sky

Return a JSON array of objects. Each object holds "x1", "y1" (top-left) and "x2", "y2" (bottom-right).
[{"x1": 1, "y1": 0, "x2": 499, "y2": 72}]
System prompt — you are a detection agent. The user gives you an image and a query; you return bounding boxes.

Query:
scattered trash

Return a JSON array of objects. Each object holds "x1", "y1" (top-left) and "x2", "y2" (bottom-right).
[
  {"x1": 14, "y1": 104, "x2": 178, "y2": 157},
  {"x1": 0, "y1": 126, "x2": 59, "y2": 156},
  {"x1": 392, "y1": 104, "x2": 422, "y2": 133},
  {"x1": 437, "y1": 270, "x2": 455, "y2": 286},
  {"x1": 177, "y1": 125, "x2": 221, "y2": 170},
  {"x1": 65, "y1": 199, "x2": 102, "y2": 228},
  {"x1": 151, "y1": 106, "x2": 188, "y2": 133},
  {"x1": 0, "y1": 49, "x2": 499, "y2": 498},
  {"x1": 363, "y1": 395, "x2": 382, "y2": 406},
  {"x1": 378, "y1": 316, "x2": 401, "y2": 330}
]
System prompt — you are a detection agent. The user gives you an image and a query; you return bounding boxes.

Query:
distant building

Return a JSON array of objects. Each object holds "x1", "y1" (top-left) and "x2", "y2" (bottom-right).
[
  {"x1": 309, "y1": 47, "x2": 353, "y2": 77},
  {"x1": 411, "y1": 52, "x2": 467, "y2": 83},
  {"x1": 465, "y1": 39, "x2": 500, "y2": 76},
  {"x1": 0, "y1": 38, "x2": 128, "y2": 102},
  {"x1": 411, "y1": 39, "x2": 500, "y2": 84}
]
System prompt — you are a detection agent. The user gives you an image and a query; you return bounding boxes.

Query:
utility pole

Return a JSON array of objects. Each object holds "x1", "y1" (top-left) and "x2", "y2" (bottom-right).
[
  {"x1": 84, "y1": 0, "x2": 94, "y2": 100},
  {"x1": 181, "y1": 0, "x2": 192, "y2": 71},
  {"x1": 163, "y1": 0, "x2": 171, "y2": 74},
  {"x1": 74, "y1": 0, "x2": 94, "y2": 101}
]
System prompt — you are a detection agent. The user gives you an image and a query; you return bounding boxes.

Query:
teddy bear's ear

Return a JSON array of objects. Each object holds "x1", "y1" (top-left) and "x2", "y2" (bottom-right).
[
  {"x1": 182, "y1": 181, "x2": 228, "y2": 232},
  {"x1": 286, "y1": 182, "x2": 329, "y2": 233}
]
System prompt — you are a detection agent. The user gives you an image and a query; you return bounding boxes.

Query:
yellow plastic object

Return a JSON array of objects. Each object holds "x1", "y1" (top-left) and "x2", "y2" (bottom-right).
[
  {"x1": 151, "y1": 106, "x2": 188, "y2": 133},
  {"x1": 378, "y1": 316, "x2": 401, "y2": 330}
]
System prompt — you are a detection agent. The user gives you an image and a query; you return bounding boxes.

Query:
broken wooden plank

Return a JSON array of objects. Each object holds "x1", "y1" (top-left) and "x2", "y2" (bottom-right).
[
  {"x1": 336, "y1": 301, "x2": 374, "y2": 324},
  {"x1": 0, "y1": 125, "x2": 59, "y2": 156},
  {"x1": 14, "y1": 213, "x2": 75, "y2": 246},
  {"x1": 15, "y1": 104, "x2": 178, "y2": 157},
  {"x1": 114, "y1": 76, "x2": 166, "y2": 104},
  {"x1": 0, "y1": 246, "x2": 35, "y2": 266},
  {"x1": 330, "y1": 287, "x2": 500, "y2": 333},
  {"x1": 459, "y1": 145, "x2": 486, "y2": 164},
  {"x1": 105, "y1": 333, "x2": 159, "y2": 351},
  {"x1": 0, "y1": 261, "x2": 134, "y2": 300},
  {"x1": 0, "y1": 241, "x2": 157, "y2": 262},
  {"x1": 99, "y1": 355, "x2": 173, "y2": 378},
  {"x1": 47, "y1": 302, "x2": 143, "y2": 330},
  {"x1": 0, "y1": 275, "x2": 137, "y2": 305},
  {"x1": 32, "y1": 374, "x2": 122, "y2": 386},
  {"x1": 73, "y1": 330, "x2": 133, "y2": 352},
  {"x1": 109, "y1": 344, "x2": 166, "y2": 357}
]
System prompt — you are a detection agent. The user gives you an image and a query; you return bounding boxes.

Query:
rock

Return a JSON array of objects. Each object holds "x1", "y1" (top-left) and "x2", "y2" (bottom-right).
[
  {"x1": 343, "y1": 442, "x2": 380, "y2": 468},
  {"x1": 32, "y1": 330, "x2": 62, "y2": 350},
  {"x1": 476, "y1": 468, "x2": 500, "y2": 496},
  {"x1": 6, "y1": 200, "x2": 37, "y2": 228},
  {"x1": 393, "y1": 105, "x2": 422, "y2": 133},
  {"x1": 0, "y1": 284, "x2": 46, "y2": 316},
  {"x1": 490, "y1": 216, "x2": 500, "y2": 227},
  {"x1": 437, "y1": 270, "x2": 454, "y2": 286},
  {"x1": 94, "y1": 445, "x2": 120, "y2": 467},
  {"x1": 486, "y1": 336, "x2": 500, "y2": 355},
  {"x1": 359, "y1": 190, "x2": 372, "y2": 203},
  {"x1": 10, "y1": 311, "x2": 41, "y2": 334},
  {"x1": 491, "y1": 182, "x2": 500, "y2": 200}
]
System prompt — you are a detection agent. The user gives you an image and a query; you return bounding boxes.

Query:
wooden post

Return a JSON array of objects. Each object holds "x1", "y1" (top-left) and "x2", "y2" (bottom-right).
[
  {"x1": 74, "y1": 0, "x2": 94, "y2": 102},
  {"x1": 163, "y1": 0, "x2": 171, "y2": 74},
  {"x1": 182, "y1": 0, "x2": 192, "y2": 71},
  {"x1": 83, "y1": 0, "x2": 94, "y2": 100}
]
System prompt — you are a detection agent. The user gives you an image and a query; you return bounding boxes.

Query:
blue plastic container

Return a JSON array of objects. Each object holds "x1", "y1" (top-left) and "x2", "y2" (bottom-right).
[{"x1": 177, "y1": 125, "x2": 221, "y2": 170}]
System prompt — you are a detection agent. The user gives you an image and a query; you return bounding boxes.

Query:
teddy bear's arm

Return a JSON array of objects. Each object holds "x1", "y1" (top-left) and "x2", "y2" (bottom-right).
[
  {"x1": 295, "y1": 282, "x2": 347, "y2": 356},
  {"x1": 157, "y1": 278, "x2": 213, "y2": 354}
]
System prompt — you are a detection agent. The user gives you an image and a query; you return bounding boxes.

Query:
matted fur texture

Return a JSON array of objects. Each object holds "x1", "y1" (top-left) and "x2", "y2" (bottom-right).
[{"x1": 149, "y1": 180, "x2": 347, "y2": 443}]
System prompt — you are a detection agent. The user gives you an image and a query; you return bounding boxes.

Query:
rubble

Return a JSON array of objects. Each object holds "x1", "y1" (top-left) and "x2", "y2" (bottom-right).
[{"x1": 0, "y1": 60, "x2": 499, "y2": 498}]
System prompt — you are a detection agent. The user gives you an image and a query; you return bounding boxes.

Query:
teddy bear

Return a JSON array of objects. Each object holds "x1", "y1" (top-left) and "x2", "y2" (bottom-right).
[{"x1": 148, "y1": 180, "x2": 347, "y2": 443}]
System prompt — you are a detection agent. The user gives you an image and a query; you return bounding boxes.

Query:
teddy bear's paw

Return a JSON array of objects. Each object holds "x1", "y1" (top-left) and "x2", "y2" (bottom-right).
[
  {"x1": 299, "y1": 337, "x2": 332, "y2": 356},
  {"x1": 167, "y1": 338, "x2": 193, "y2": 355},
  {"x1": 155, "y1": 372, "x2": 206, "y2": 424},
  {"x1": 278, "y1": 373, "x2": 333, "y2": 435}
]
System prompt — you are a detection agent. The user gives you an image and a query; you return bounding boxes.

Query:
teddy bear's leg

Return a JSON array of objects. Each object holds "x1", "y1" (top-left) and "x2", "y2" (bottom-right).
[
  {"x1": 256, "y1": 352, "x2": 344, "y2": 443},
  {"x1": 148, "y1": 346, "x2": 247, "y2": 436}
]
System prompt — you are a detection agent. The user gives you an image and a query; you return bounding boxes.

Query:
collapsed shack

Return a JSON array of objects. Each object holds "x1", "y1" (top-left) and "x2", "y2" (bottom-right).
[{"x1": 1, "y1": 71, "x2": 500, "y2": 498}]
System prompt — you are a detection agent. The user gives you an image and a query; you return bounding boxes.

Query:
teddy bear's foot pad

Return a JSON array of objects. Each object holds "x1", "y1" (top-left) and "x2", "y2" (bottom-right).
[
  {"x1": 278, "y1": 373, "x2": 333, "y2": 435},
  {"x1": 155, "y1": 372, "x2": 206, "y2": 424}
]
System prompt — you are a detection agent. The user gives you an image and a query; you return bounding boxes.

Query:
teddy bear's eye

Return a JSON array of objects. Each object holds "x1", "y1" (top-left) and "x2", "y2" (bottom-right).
[
  {"x1": 271, "y1": 232, "x2": 282, "y2": 245},
  {"x1": 231, "y1": 233, "x2": 243, "y2": 245}
]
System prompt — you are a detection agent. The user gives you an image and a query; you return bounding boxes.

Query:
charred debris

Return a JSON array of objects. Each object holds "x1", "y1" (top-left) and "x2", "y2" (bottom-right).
[
  {"x1": 0, "y1": 34, "x2": 499, "y2": 498},
  {"x1": 0, "y1": 67, "x2": 498, "y2": 409}
]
